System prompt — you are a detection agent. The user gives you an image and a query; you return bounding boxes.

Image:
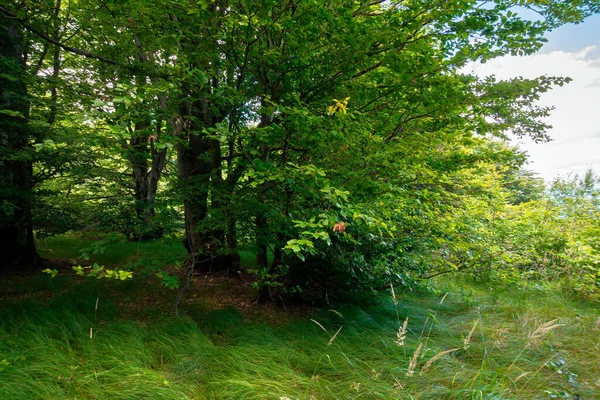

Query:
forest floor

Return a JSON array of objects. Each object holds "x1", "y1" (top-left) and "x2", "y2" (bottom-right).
[{"x1": 1, "y1": 235, "x2": 599, "y2": 399}]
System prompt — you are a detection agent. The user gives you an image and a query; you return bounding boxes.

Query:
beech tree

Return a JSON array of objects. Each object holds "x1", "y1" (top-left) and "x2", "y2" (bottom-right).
[
  {"x1": 0, "y1": 17, "x2": 41, "y2": 268},
  {"x1": 2, "y1": 0, "x2": 599, "y2": 296}
]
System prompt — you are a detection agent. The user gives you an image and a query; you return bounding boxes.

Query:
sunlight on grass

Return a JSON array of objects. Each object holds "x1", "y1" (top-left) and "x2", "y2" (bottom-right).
[
  {"x1": 1, "y1": 236, "x2": 598, "y2": 399},
  {"x1": 37, "y1": 234, "x2": 188, "y2": 268},
  {"x1": 1, "y1": 271, "x2": 599, "y2": 399}
]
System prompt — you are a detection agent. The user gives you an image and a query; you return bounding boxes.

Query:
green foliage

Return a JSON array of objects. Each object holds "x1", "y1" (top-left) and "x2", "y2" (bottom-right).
[
  {"x1": 3, "y1": 1, "x2": 600, "y2": 396},
  {"x1": 39, "y1": 234, "x2": 186, "y2": 287},
  {"x1": 3, "y1": 0, "x2": 600, "y2": 300},
  {"x1": 42, "y1": 264, "x2": 133, "y2": 281},
  {"x1": 423, "y1": 167, "x2": 600, "y2": 300}
]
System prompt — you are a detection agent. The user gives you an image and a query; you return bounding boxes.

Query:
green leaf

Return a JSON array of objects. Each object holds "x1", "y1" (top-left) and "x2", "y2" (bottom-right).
[
  {"x1": 0, "y1": 73, "x2": 18, "y2": 82},
  {"x1": 42, "y1": 268, "x2": 58, "y2": 278},
  {"x1": 0, "y1": 109, "x2": 25, "y2": 118}
]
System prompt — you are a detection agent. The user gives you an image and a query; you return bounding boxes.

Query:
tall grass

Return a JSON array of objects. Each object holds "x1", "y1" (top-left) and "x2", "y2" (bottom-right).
[
  {"x1": 1, "y1": 238, "x2": 599, "y2": 398},
  {"x1": 1, "y1": 276, "x2": 598, "y2": 399}
]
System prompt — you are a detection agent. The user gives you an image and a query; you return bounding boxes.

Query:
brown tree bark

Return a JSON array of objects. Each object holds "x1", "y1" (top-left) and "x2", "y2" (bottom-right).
[
  {"x1": 122, "y1": 34, "x2": 168, "y2": 240},
  {"x1": 0, "y1": 18, "x2": 41, "y2": 269},
  {"x1": 174, "y1": 0, "x2": 245, "y2": 274},
  {"x1": 126, "y1": 121, "x2": 167, "y2": 240}
]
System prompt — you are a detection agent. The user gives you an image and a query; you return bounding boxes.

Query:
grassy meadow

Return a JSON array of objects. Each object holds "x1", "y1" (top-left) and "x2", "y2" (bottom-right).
[{"x1": 0, "y1": 235, "x2": 599, "y2": 399}]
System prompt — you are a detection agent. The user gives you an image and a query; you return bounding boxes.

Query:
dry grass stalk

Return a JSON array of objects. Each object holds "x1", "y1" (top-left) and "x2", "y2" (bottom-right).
[
  {"x1": 463, "y1": 319, "x2": 479, "y2": 350},
  {"x1": 390, "y1": 283, "x2": 398, "y2": 305},
  {"x1": 310, "y1": 319, "x2": 327, "y2": 332},
  {"x1": 491, "y1": 326, "x2": 509, "y2": 348},
  {"x1": 406, "y1": 342, "x2": 423, "y2": 376},
  {"x1": 515, "y1": 371, "x2": 531, "y2": 382},
  {"x1": 419, "y1": 348, "x2": 459, "y2": 375},
  {"x1": 395, "y1": 317, "x2": 409, "y2": 347},
  {"x1": 393, "y1": 377, "x2": 404, "y2": 390},
  {"x1": 371, "y1": 368, "x2": 380, "y2": 380},
  {"x1": 528, "y1": 319, "x2": 564, "y2": 346},
  {"x1": 439, "y1": 292, "x2": 449, "y2": 306},
  {"x1": 328, "y1": 325, "x2": 343, "y2": 346}
]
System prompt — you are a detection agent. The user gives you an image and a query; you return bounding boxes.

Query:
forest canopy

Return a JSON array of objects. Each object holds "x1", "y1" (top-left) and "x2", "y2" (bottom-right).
[{"x1": 2, "y1": 0, "x2": 600, "y2": 302}]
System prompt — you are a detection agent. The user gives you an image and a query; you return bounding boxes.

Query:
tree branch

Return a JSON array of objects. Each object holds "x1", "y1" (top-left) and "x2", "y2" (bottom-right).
[
  {"x1": 352, "y1": 61, "x2": 382, "y2": 79},
  {"x1": 23, "y1": 23, "x2": 123, "y2": 66},
  {"x1": 2, "y1": 7, "x2": 126, "y2": 68}
]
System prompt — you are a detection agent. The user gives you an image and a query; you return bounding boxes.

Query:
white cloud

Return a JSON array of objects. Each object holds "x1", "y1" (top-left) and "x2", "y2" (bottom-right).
[{"x1": 467, "y1": 46, "x2": 600, "y2": 182}]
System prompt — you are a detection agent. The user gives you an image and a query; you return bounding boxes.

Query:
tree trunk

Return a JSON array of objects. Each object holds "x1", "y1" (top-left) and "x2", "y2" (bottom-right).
[
  {"x1": 226, "y1": 211, "x2": 240, "y2": 270},
  {"x1": 178, "y1": 127, "x2": 230, "y2": 272},
  {"x1": 254, "y1": 94, "x2": 275, "y2": 301},
  {"x1": 126, "y1": 121, "x2": 167, "y2": 240},
  {"x1": 47, "y1": 0, "x2": 61, "y2": 125},
  {"x1": 144, "y1": 125, "x2": 167, "y2": 233},
  {"x1": 255, "y1": 141, "x2": 270, "y2": 271},
  {"x1": 0, "y1": 19, "x2": 41, "y2": 269},
  {"x1": 172, "y1": 1, "x2": 238, "y2": 273},
  {"x1": 224, "y1": 164, "x2": 244, "y2": 271},
  {"x1": 121, "y1": 35, "x2": 168, "y2": 240},
  {"x1": 129, "y1": 123, "x2": 150, "y2": 220}
]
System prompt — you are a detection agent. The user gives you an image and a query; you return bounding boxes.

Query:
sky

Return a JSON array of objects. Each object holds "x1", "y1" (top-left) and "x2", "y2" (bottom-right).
[{"x1": 468, "y1": 13, "x2": 600, "y2": 183}]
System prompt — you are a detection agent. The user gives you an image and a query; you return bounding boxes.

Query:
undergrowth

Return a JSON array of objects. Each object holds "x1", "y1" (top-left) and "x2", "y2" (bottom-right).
[
  {"x1": 1, "y1": 236, "x2": 599, "y2": 399},
  {"x1": 1, "y1": 273, "x2": 599, "y2": 399}
]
